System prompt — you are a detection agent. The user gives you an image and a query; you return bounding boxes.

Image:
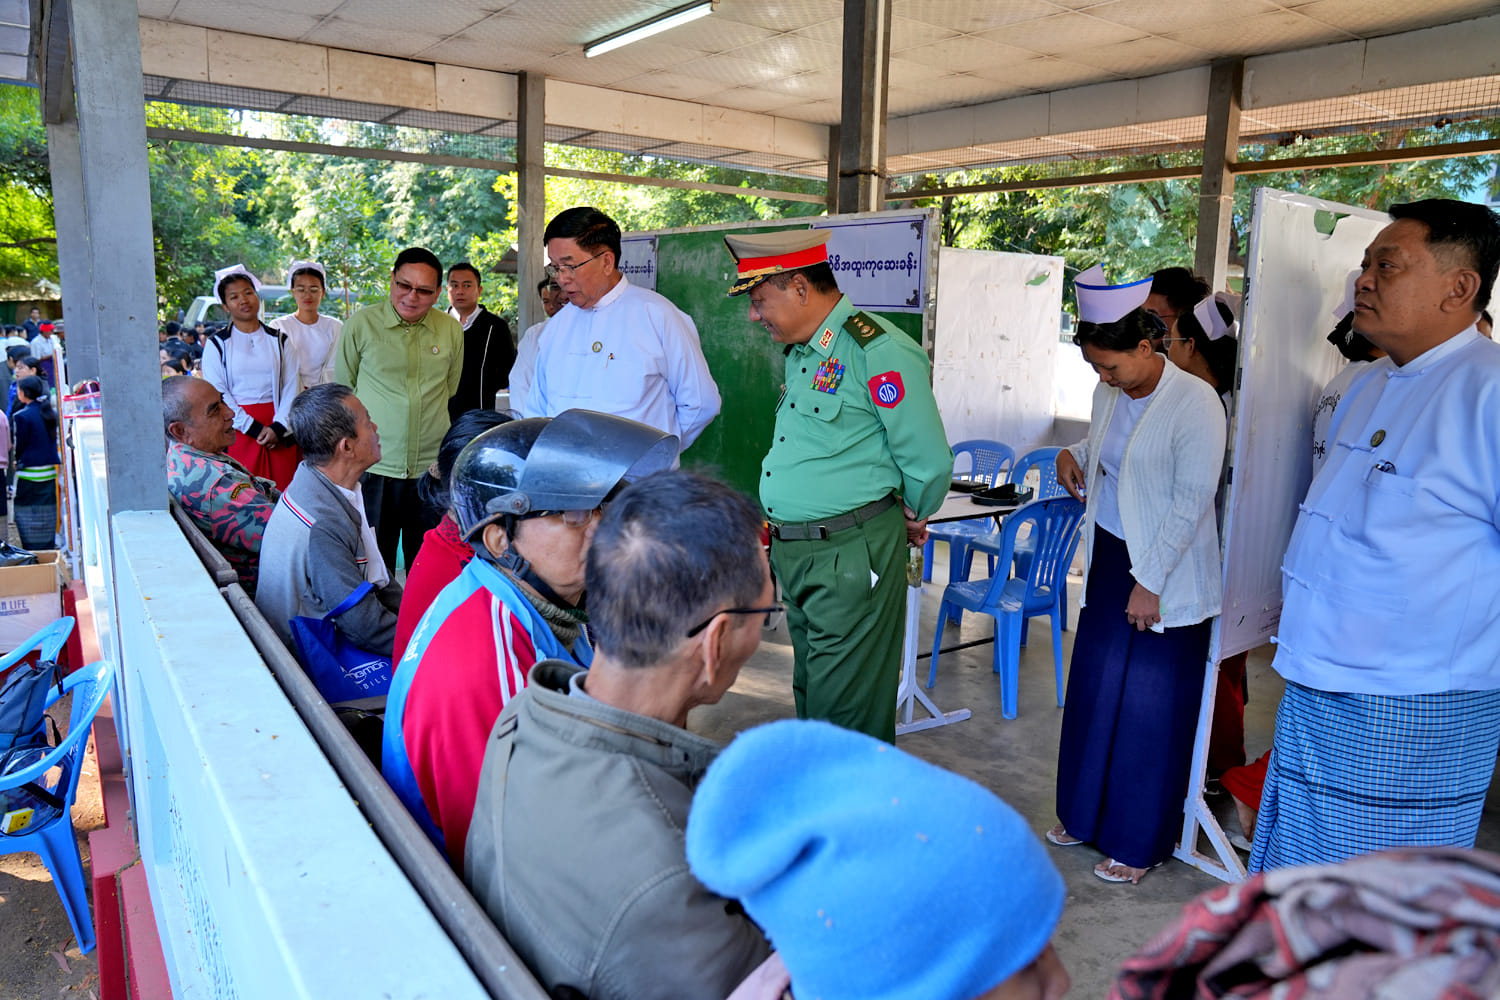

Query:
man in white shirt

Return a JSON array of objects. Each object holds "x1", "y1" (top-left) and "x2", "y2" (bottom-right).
[
  {"x1": 1252, "y1": 199, "x2": 1500, "y2": 873},
  {"x1": 508, "y1": 277, "x2": 566, "y2": 413},
  {"x1": 522, "y1": 207, "x2": 721, "y2": 452}
]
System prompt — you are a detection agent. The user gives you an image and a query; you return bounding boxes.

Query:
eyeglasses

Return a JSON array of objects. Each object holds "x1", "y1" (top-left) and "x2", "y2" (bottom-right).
[
  {"x1": 685, "y1": 604, "x2": 784, "y2": 638},
  {"x1": 545, "y1": 252, "x2": 606, "y2": 280},
  {"x1": 1159, "y1": 336, "x2": 1190, "y2": 346},
  {"x1": 394, "y1": 279, "x2": 440, "y2": 298},
  {"x1": 529, "y1": 507, "x2": 604, "y2": 526}
]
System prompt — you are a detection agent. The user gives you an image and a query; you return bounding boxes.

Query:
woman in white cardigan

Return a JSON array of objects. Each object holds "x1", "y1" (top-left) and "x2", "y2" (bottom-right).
[{"x1": 1045, "y1": 269, "x2": 1225, "y2": 885}]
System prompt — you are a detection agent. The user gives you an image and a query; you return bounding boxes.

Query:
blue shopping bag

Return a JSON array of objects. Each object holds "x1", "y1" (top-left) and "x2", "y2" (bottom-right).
[{"x1": 288, "y1": 582, "x2": 393, "y2": 704}]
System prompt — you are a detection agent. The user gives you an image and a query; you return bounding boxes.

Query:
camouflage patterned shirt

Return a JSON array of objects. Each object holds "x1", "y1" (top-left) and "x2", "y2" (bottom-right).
[{"x1": 166, "y1": 440, "x2": 280, "y2": 596}]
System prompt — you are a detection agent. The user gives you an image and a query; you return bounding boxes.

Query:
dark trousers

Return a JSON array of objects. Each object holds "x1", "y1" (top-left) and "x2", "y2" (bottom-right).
[
  {"x1": 770, "y1": 502, "x2": 907, "y2": 743},
  {"x1": 361, "y1": 472, "x2": 428, "y2": 574},
  {"x1": 1056, "y1": 528, "x2": 1211, "y2": 868}
]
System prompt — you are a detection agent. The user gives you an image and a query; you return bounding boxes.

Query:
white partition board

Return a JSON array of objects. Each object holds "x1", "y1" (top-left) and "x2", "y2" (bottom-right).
[
  {"x1": 1214, "y1": 190, "x2": 1389, "y2": 662},
  {"x1": 931, "y1": 248, "x2": 1062, "y2": 457},
  {"x1": 1178, "y1": 189, "x2": 1390, "y2": 885}
]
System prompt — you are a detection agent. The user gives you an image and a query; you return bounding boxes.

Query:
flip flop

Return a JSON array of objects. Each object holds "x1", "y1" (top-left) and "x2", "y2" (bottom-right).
[
  {"x1": 1093, "y1": 859, "x2": 1161, "y2": 884},
  {"x1": 1045, "y1": 826, "x2": 1083, "y2": 847},
  {"x1": 1229, "y1": 832, "x2": 1254, "y2": 852}
]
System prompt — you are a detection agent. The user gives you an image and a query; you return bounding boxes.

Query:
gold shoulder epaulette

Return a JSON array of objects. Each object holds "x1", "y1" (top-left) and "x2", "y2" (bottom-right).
[{"x1": 842, "y1": 311, "x2": 886, "y2": 348}]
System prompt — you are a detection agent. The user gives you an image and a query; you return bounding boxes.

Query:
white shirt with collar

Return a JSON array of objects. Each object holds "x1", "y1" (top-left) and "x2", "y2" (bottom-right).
[
  {"x1": 1274, "y1": 326, "x2": 1500, "y2": 695},
  {"x1": 521, "y1": 277, "x2": 721, "y2": 450},
  {"x1": 508, "y1": 318, "x2": 547, "y2": 414},
  {"x1": 332, "y1": 480, "x2": 390, "y2": 588},
  {"x1": 449, "y1": 305, "x2": 479, "y2": 331}
]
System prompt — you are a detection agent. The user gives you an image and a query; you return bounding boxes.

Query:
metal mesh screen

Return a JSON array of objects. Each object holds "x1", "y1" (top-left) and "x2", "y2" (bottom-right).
[
  {"x1": 148, "y1": 79, "x2": 519, "y2": 162},
  {"x1": 147, "y1": 71, "x2": 1500, "y2": 188},
  {"x1": 889, "y1": 75, "x2": 1500, "y2": 183},
  {"x1": 145, "y1": 76, "x2": 824, "y2": 180}
]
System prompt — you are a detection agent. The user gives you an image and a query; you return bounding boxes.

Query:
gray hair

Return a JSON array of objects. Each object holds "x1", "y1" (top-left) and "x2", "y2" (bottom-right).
[
  {"x1": 161, "y1": 374, "x2": 199, "y2": 439},
  {"x1": 289, "y1": 383, "x2": 358, "y2": 465},
  {"x1": 586, "y1": 471, "x2": 766, "y2": 669}
]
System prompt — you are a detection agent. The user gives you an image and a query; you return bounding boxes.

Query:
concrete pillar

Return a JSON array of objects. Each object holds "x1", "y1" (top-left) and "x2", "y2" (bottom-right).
[
  {"x1": 825, "y1": 124, "x2": 841, "y2": 214},
  {"x1": 516, "y1": 72, "x2": 546, "y2": 334},
  {"x1": 1195, "y1": 58, "x2": 1243, "y2": 291},
  {"x1": 836, "y1": 0, "x2": 891, "y2": 214},
  {"x1": 45, "y1": 113, "x2": 101, "y2": 384},
  {"x1": 68, "y1": 0, "x2": 166, "y2": 512}
]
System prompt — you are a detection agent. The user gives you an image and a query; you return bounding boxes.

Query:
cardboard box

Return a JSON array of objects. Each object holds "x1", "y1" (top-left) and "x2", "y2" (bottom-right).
[{"x1": 0, "y1": 551, "x2": 64, "y2": 653}]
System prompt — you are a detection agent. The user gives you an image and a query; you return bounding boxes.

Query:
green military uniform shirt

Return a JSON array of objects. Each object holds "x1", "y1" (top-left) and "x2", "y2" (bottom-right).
[
  {"x1": 761, "y1": 295, "x2": 951, "y2": 523},
  {"x1": 335, "y1": 299, "x2": 464, "y2": 480}
]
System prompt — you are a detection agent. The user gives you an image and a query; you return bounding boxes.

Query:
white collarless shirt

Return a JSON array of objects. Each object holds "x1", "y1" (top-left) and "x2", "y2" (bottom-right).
[
  {"x1": 1275, "y1": 327, "x2": 1500, "y2": 694},
  {"x1": 274, "y1": 313, "x2": 343, "y2": 392},
  {"x1": 521, "y1": 278, "x2": 721, "y2": 451}
]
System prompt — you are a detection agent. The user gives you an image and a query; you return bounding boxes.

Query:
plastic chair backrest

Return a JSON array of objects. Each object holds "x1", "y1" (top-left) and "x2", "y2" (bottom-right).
[
  {"x1": 951, "y1": 439, "x2": 1015, "y2": 487},
  {"x1": 979, "y1": 496, "x2": 1085, "y2": 605},
  {"x1": 0, "y1": 660, "x2": 112, "y2": 810},
  {"x1": 0, "y1": 617, "x2": 75, "y2": 676},
  {"x1": 1008, "y1": 447, "x2": 1068, "y2": 500}
]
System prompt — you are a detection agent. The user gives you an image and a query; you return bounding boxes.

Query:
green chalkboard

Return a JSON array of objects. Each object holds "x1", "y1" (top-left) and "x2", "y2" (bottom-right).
[{"x1": 658, "y1": 227, "x2": 925, "y2": 498}]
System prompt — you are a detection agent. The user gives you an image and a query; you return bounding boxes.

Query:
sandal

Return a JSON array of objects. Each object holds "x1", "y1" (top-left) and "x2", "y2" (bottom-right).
[
  {"x1": 1093, "y1": 858, "x2": 1160, "y2": 884},
  {"x1": 1045, "y1": 825, "x2": 1083, "y2": 847}
]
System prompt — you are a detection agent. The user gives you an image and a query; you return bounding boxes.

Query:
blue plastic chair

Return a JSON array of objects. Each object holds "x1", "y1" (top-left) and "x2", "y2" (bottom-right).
[
  {"x1": 922, "y1": 440, "x2": 1014, "y2": 588},
  {"x1": 0, "y1": 617, "x2": 75, "y2": 678},
  {"x1": 927, "y1": 496, "x2": 1085, "y2": 720},
  {"x1": 0, "y1": 617, "x2": 76, "y2": 749},
  {"x1": 965, "y1": 448, "x2": 1079, "y2": 632},
  {"x1": 0, "y1": 658, "x2": 112, "y2": 954}
]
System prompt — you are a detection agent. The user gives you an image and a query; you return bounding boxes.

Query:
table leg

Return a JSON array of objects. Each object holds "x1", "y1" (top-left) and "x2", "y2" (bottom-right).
[{"x1": 895, "y1": 577, "x2": 972, "y2": 737}]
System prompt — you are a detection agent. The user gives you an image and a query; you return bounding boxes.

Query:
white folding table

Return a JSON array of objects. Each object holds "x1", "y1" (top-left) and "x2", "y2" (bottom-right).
[{"x1": 894, "y1": 491, "x2": 1015, "y2": 735}]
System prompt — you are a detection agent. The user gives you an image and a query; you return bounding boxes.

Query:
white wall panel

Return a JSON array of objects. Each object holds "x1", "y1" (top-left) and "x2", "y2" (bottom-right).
[
  {"x1": 1215, "y1": 189, "x2": 1388, "y2": 661},
  {"x1": 932, "y1": 248, "x2": 1062, "y2": 457}
]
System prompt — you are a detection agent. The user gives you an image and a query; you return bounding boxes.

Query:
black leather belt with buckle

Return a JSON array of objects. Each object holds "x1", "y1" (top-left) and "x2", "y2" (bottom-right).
[{"x1": 769, "y1": 494, "x2": 898, "y2": 541}]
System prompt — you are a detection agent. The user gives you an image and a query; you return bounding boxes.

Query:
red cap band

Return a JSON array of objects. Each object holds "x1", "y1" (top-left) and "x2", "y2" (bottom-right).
[{"x1": 736, "y1": 244, "x2": 829, "y2": 276}]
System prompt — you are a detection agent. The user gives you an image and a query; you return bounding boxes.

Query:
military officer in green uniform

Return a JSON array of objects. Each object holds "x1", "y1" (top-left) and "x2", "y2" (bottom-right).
[{"x1": 724, "y1": 229, "x2": 952, "y2": 742}]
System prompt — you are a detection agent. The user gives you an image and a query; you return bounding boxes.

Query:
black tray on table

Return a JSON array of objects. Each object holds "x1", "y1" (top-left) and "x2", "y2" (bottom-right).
[
  {"x1": 972, "y1": 484, "x2": 1034, "y2": 508},
  {"x1": 949, "y1": 478, "x2": 986, "y2": 494}
]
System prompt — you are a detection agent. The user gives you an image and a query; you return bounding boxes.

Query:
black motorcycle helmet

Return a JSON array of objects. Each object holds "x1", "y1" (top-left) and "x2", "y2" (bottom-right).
[{"x1": 450, "y1": 409, "x2": 679, "y2": 543}]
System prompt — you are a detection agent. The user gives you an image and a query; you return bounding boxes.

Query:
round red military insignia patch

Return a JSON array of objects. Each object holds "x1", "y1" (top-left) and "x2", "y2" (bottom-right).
[{"x1": 868, "y1": 371, "x2": 905, "y2": 408}]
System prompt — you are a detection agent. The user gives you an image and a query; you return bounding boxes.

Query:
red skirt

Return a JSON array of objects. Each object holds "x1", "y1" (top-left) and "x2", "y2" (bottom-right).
[{"x1": 227, "y1": 401, "x2": 301, "y2": 493}]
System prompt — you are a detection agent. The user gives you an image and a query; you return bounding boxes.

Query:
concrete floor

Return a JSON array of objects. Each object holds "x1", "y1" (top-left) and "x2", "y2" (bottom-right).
[
  {"x1": 7, "y1": 547, "x2": 1500, "y2": 998},
  {"x1": 688, "y1": 551, "x2": 1500, "y2": 999}
]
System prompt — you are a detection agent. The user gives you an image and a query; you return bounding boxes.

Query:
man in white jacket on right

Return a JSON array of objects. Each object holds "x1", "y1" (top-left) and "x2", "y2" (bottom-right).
[{"x1": 1251, "y1": 198, "x2": 1500, "y2": 874}]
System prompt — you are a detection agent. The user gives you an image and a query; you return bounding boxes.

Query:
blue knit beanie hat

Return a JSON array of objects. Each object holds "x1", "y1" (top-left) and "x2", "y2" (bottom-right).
[{"x1": 687, "y1": 719, "x2": 1065, "y2": 1000}]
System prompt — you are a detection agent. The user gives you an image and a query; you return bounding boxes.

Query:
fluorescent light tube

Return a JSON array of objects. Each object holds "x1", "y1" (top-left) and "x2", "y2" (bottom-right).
[{"x1": 584, "y1": 1, "x2": 716, "y2": 58}]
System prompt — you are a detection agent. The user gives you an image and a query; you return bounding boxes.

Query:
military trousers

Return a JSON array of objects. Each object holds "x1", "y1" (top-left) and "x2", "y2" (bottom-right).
[{"x1": 770, "y1": 500, "x2": 907, "y2": 743}]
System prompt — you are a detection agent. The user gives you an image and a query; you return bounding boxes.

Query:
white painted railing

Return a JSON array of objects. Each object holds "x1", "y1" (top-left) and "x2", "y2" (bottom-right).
[{"x1": 72, "y1": 419, "x2": 493, "y2": 998}]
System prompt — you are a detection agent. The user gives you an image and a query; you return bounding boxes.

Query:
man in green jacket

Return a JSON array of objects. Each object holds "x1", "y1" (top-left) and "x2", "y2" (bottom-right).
[
  {"x1": 724, "y1": 228, "x2": 953, "y2": 742},
  {"x1": 335, "y1": 247, "x2": 463, "y2": 572}
]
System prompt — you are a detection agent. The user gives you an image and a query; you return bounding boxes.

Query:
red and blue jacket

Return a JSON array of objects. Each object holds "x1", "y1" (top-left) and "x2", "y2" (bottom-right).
[{"x1": 382, "y1": 556, "x2": 591, "y2": 865}]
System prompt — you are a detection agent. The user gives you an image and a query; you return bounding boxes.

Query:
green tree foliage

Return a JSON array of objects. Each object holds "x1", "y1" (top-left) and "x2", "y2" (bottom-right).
[
  {"x1": 476, "y1": 144, "x2": 823, "y2": 317},
  {"x1": 0, "y1": 85, "x2": 58, "y2": 290},
  {"x1": 7, "y1": 77, "x2": 1497, "y2": 324},
  {"x1": 145, "y1": 103, "x2": 280, "y2": 308},
  {"x1": 908, "y1": 124, "x2": 1500, "y2": 295}
]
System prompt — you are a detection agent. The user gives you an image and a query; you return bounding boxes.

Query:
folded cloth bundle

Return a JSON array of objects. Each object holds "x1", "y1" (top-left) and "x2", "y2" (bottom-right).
[{"x1": 1111, "y1": 846, "x2": 1500, "y2": 1000}]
